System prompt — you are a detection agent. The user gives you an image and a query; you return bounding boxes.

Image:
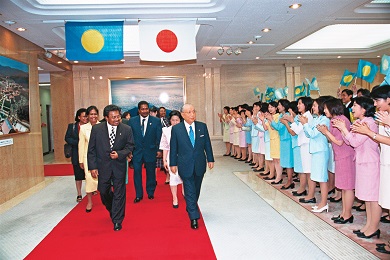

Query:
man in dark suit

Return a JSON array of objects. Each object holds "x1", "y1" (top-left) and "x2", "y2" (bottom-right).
[
  {"x1": 170, "y1": 104, "x2": 214, "y2": 229},
  {"x1": 88, "y1": 105, "x2": 134, "y2": 231},
  {"x1": 128, "y1": 101, "x2": 162, "y2": 203},
  {"x1": 341, "y1": 89, "x2": 354, "y2": 122}
]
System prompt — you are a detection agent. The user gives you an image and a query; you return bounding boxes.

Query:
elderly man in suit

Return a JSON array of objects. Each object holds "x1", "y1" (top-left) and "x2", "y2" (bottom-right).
[
  {"x1": 128, "y1": 101, "x2": 162, "y2": 203},
  {"x1": 88, "y1": 105, "x2": 134, "y2": 231},
  {"x1": 170, "y1": 104, "x2": 214, "y2": 229}
]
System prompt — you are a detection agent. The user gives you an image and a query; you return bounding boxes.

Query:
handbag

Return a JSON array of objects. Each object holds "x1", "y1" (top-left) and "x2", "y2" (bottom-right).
[{"x1": 64, "y1": 143, "x2": 72, "y2": 158}]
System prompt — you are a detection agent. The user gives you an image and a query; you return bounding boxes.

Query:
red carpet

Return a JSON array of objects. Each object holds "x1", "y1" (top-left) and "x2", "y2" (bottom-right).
[
  {"x1": 44, "y1": 164, "x2": 73, "y2": 176},
  {"x1": 26, "y1": 168, "x2": 216, "y2": 259}
]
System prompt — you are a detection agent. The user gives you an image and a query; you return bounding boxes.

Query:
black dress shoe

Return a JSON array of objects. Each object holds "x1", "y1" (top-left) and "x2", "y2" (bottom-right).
[
  {"x1": 238, "y1": 159, "x2": 246, "y2": 161},
  {"x1": 334, "y1": 215, "x2": 354, "y2": 224},
  {"x1": 245, "y1": 161, "x2": 251, "y2": 163},
  {"x1": 134, "y1": 197, "x2": 143, "y2": 203},
  {"x1": 376, "y1": 247, "x2": 390, "y2": 255},
  {"x1": 190, "y1": 219, "x2": 198, "y2": 229},
  {"x1": 263, "y1": 176, "x2": 275, "y2": 180},
  {"x1": 329, "y1": 197, "x2": 342, "y2": 203},
  {"x1": 253, "y1": 169, "x2": 263, "y2": 172},
  {"x1": 376, "y1": 243, "x2": 386, "y2": 248},
  {"x1": 249, "y1": 163, "x2": 256, "y2": 166},
  {"x1": 260, "y1": 171, "x2": 270, "y2": 176},
  {"x1": 114, "y1": 223, "x2": 122, "y2": 231},
  {"x1": 148, "y1": 195, "x2": 154, "y2": 199},
  {"x1": 380, "y1": 215, "x2": 390, "y2": 223},
  {"x1": 353, "y1": 229, "x2": 363, "y2": 235},
  {"x1": 223, "y1": 153, "x2": 230, "y2": 156},
  {"x1": 328, "y1": 188, "x2": 335, "y2": 195},
  {"x1": 271, "y1": 179, "x2": 283, "y2": 185},
  {"x1": 292, "y1": 190, "x2": 307, "y2": 196},
  {"x1": 173, "y1": 204, "x2": 179, "y2": 209},
  {"x1": 299, "y1": 197, "x2": 316, "y2": 203},
  {"x1": 86, "y1": 208, "x2": 92, "y2": 213},
  {"x1": 281, "y1": 183, "x2": 295, "y2": 190},
  {"x1": 357, "y1": 229, "x2": 380, "y2": 239}
]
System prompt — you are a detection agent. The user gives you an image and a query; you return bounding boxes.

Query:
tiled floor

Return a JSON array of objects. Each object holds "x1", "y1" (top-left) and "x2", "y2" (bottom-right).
[{"x1": 0, "y1": 153, "x2": 387, "y2": 259}]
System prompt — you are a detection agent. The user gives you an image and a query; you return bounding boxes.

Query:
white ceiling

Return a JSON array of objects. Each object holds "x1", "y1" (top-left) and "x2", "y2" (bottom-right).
[{"x1": 1, "y1": 0, "x2": 390, "y2": 72}]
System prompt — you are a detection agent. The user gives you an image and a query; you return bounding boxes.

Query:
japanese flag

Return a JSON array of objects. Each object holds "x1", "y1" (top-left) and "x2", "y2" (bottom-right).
[{"x1": 139, "y1": 20, "x2": 197, "y2": 62}]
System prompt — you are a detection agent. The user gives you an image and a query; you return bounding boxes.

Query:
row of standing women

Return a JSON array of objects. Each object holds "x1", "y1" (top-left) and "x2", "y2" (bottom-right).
[{"x1": 220, "y1": 84, "x2": 390, "y2": 255}]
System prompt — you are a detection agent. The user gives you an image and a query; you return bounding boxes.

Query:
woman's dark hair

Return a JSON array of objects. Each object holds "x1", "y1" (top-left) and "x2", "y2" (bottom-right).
[
  {"x1": 357, "y1": 88, "x2": 371, "y2": 97},
  {"x1": 371, "y1": 85, "x2": 390, "y2": 100},
  {"x1": 150, "y1": 106, "x2": 158, "y2": 113},
  {"x1": 342, "y1": 89, "x2": 353, "y2": 97},
  {"x1": 253, "y1": 101, "x2": 262, "y2": 107},
  {"x1": 297, "y1": 96, "x2": 313, "y2": 113},
  {"x1": 233, "y1": 106, "x2": 239, "y2": 112},
  {"x1": 121, "y1": 111, "x2": 130, "y2": 119},
  {"x1": 260, "y1": 103, "x2": 269, "y2": 113},
  {"x1": 103, "y1": 105, "x2": 120, "y2": 117},
  {"x1": 86, "y1": 105, "x2": 99, "y2": 116},
  {"x1": 246, "y1": 106, "x2": 253, "y2": 115},
  {"x1": 354, "y1": 96, "x2": 376, "y2": 118},
  {"x1": 324, "y1": 98, "x2": 344, "y2": 116},
  {"x1": 289, "y1": 101, "x2": 298, "y2": 115},
  {"x1": 278, "y1": 99, "x2": 290, "y2": 112},
  {"x1": 241, "y1": 103, "x2": 250, "y2": 111},
  {"x1": 168, "y1": 110, "x2": 183, "y2": 122},
  {"x1": 313, "y1": 96, "x2": 328, "y2": 115},
  {"x1": 223, "y1": 106, "x2": 230, "y2": 111},
  {"x1": 138, "y1": 100, "x2": 149, "y2": 109},
  {"x1": 240, "y1": 109, "x2": 246, "y2": 116},
  {"x1": 74, "y1": 108, "x2": 87, "y2": 122}
]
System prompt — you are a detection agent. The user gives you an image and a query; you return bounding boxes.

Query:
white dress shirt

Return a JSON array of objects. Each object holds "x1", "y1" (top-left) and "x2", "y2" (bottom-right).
[
  {"x1": 140, "y1": 115, "x2": 149, "y2": 136},
  {"x1": 184, "y1": 121, "x2": 195, "y2": 141}
]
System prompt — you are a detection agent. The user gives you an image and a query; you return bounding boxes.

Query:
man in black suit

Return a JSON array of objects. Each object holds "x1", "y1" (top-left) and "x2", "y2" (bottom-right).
[
  {"x1": 88, "y1": 105, "x2": 134, "y2": 231},
  {"x1": 341, "y1": 89, "x2": 354, "y2": 122},
  {"x1": 170, "y1": 104, "x2": 214, "y2": 229},
  {"x1": 128, "y1": 101, "x2": 162, "y2": 203}
]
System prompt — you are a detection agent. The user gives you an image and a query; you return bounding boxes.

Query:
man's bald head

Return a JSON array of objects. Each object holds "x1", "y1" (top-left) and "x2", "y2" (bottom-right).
[{"x1": 181, "y1": 104, "x2": 196, "y2": 124}]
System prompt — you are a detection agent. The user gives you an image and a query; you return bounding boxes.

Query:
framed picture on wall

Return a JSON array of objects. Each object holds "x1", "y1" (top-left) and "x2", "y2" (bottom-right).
[
  {"x1": 0, "y1": 55, "x2": 30, "y2": 136},
  {"x1": 109, "y1": 76, "x2": 186, "y2": 116}
]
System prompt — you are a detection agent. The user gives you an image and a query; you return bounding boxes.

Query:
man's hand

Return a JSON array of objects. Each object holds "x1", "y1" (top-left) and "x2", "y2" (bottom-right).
[
  {"x1": 127, "y1": 152, "x2": 133, "y2": 162},
  {"x1": 110, "y1": 151, "x2": 118, "y2": 160},
  {"x1": 79, "y1": 163, "x2": 84, "y2": 169},
  {"x1": 208, "y1": 162, "x2": 214, "y2": 170},
  {"x1": 170, "y1": 166, "x2": 177, "y2": 174},
  {"x1": 91, "y1": 169, "x2": 99, "y2": 178},
  {"x1": 156, "y1": 151, "x2": 162, "y2": 158}
]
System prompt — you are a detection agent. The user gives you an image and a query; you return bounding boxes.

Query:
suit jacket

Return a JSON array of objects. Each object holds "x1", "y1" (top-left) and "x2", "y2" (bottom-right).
[
  {"x1": 343, "y1": 99, "x2": 354, "y2": 122},
  {"x1": 87, "y1": 122, "x2": 134, "y2": 175},
  {"x1": 303, "y1": 115, "x2": 330, "y2": 153},
  {"x1": 65, "y1": 122, "x2": 79, "y2": 165},
  {"x1": 128, "y1": 116, "x2": 162, "y2": 163},
  {"x1": 169, "y1": 121, "x2": 214, "y2": 177}
]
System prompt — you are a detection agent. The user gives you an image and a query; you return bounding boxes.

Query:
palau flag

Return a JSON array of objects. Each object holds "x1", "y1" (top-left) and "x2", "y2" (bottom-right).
[
  {"x1": 259, "y1": 93, "x2": 264, "y2": 102},
  {"x1": 306, "y1": 77, "x2": 319, "y2": 91},
  {"x1": 380, "y1": 69, "x2": 390, "y2": 86},
  {"x1": 65, "y1": 21, "x2": 124, "y2": 61},
  {"x1": 253, "y1": 87, "x2": 261, "y2": 96},
  {"x1": 356, "y1": 59, "x2": 378, "y2": 83},
  {"x1": 274, "y1": 88, "x2": 286, "y2": 100},
  {"x1": 283, "y1": 86, "x2": 289, "y2": 97},
  {"x1": 340, "y1": 69, "x2": 356, "y2": 87},
  {"x1": 380, "y1": 54, "x2": 390, "y2": 75},
  {"x1": 265, "y1": 86, "x2": 275, "y2": 102},
  {"x1": 294, "y1": 85, "x2": 306, "y2": 99}
]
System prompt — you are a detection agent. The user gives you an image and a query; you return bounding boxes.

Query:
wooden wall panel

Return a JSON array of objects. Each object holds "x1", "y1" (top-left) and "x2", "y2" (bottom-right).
[{"x1": 0, "y1": 26, "x2": 44, "y2": 204}]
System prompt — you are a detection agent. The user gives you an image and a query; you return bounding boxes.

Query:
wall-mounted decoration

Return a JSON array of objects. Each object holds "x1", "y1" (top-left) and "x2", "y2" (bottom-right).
[
  {"x1": 0, "y1": 55, "x2": 30, "y2": 136},
  {"x1": 110, "y1": 77, "x2": 186, "y2": 116}
]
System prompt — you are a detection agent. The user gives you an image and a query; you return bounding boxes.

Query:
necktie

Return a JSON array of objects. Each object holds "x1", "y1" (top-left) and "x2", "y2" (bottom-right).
[
  {"x1": 189, "y1": 126, "x2": 195, "y2": 147},
  {"x1": 141, "y1": 118, "x2": 146, "y2": 137},
  {"x1": 109, "y1": 127, "x2": 116, "y2": 150}
]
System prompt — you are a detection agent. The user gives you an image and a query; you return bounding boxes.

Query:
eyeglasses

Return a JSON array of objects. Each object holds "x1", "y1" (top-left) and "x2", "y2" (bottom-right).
[{"x1": 182, "y1": 110, "x2": 196, "y2": 114}]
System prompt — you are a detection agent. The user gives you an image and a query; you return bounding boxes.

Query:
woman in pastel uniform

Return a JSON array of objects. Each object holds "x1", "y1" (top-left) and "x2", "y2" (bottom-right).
[
  {"x1": 243, "y1": 108, "x2": 253, "y2": 163},
  {"x1": 301, "y1": 97, "x2": 330, "y2": 211},
  {"x1": 334, "y1": 96, "x2": 381, "y2": 238},
  {"x1": 250, "y1": 103, "x2": 261, "y2": 169},
  {"x1": 286, "y1": 97, "x2": 313, "y2": 197},
  {"x1": 219, "y1": 106, "x2": 231, "y2": 156},
  {"x1": 228, "y1": 108, "x2": 235, "y2": 157},
  {"x1": 271, "y1": 99, "x2": 294, "y2": 189},
  {"x1": 257, "y1": 103, "x2": 273, "y2": 177},
  {"x1": 79, "y1": 105, "x2": 100, "y2": 212},
  {"x1": 159, "y1": 110, "x2": 184, "y2": 208},
  {"x1": 236, "y1": 109, "x2": 248, "y2": 160}
]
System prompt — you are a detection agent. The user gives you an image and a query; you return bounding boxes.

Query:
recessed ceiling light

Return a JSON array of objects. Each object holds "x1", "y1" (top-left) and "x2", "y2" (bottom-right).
[
  {"x1": 120, "y1": 59, "x2": 125, "y2": 62},
  {"x1": 255, "y1": 57, "x2": 260, "y2": 59},
  {"x1": 377, "y1": 55, "x2": 381, "y2": 57},
  {"x1": 3, "y1": 20, "x2": 16, "y2": 25},
  {"x1": 337, "y1": 56, "x2": 341, "y2": 58},
  {"x1": 262, "y1": 28, "x2": 271, "y2": 32},
  {"x1": 248, "y1": 41, "x2": 254, "y2": 44},
  {"x1": 297, "y1": 56, "x2": 302, "y2": 59},
  {"x1": 37, "y1": 67, "x2": 44, "y2": 70},
  {"x1": 17, "y1": 27, "x2": 26, "y2": 31},
  {"x1": 74, "y1": 60, "x2": 79, "y2": 63},
  {"x1": 57, "y1": 61, "x2": 62, "y2": 64},
  {"x1": 99, "y1": 76, "x2": 103, "y2": 79},
  {"x1": 289, "y1": 3, "x2": 302, "y2": 9},
  {"x1": 212, "y1": 57, "x2": 216, "y2": 60}
]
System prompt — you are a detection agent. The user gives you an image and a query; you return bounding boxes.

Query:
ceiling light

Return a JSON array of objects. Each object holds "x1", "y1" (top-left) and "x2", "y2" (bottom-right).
[
  {"x1": 120, "y1": 59, "x2": 125, "y2": 62},
  {"x1": 57, "y1": 61, "x2": 62, "y2": 64},
  {"x1": 74, "y1": 60, "x2": 79, "y2": 63},
  {"x1": 56, "y1": 50, "x2": 65, "y2": 58},
  {"x1": 297, "y1": 56, "x2": 302, "y2": 59},
  {"x1": 289, "y1": 3, "x2": 302, "y2": 9},
  {"x1": 217, "y1": 47, "x2": 224, "y2": 55},
  {"x1": 248, "y1": 41, "x2": 254, "y2": 44},
  {"x1": 377, "y1": 55, "x2": 381, "y2": 57},
  {"x1": 256, "y1": 57, "x2": 260, "y2": 59},
  {"x1": 212, "y1": 57, "x2": 217, "y2": 60},
  {"x1": 3, "y1": 20, "x2": 16, "y2": 25},
  {"x1": 226, "y1": 47, "x2": 233, "y2": 55},
  {"x1": 337, "y1": 56, "x2": 341, "y2": 58},
  {"x1": 234, "y1": 48, "x2": 242, "y2": 55},
  {"x1": 99, "y1": 76, "x2": 103, "y2": 79},
  {"x1": 17, "y1": 27, "x2": 26, "y2": 32},
  {"x1": 262, "y1": 28, "x2": 271, "y2": 32},
  {"x1": 44, "y1": 51, "x2": 52, "y2": 58},
  {"x1": 37, "y1": 67, "x2": 43, "y2": 70}
]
